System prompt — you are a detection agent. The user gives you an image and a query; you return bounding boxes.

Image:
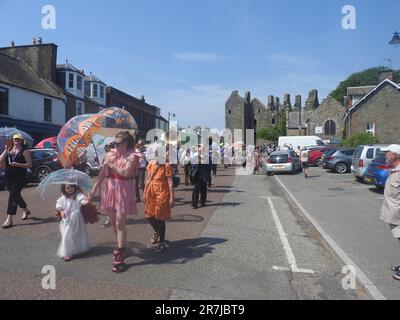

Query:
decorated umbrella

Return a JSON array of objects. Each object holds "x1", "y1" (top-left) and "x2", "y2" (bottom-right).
[
  {"x1": 36, "y1": 168, "x2": 93, "y2": 199},
  {"x1": 0, "y1": 127, "x2": 34, "y2": 151},
  {"x1": 56, "y1": 107, "x2": 137, "y2": 167},
  {"x1": 34, "y1": 136, "x2": 57, "y2": 149}
]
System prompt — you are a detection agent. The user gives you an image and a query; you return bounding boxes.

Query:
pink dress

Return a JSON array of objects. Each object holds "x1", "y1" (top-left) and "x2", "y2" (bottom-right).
[{"x1": 101, "y1": 149, "x2": 138, "y2": 215}]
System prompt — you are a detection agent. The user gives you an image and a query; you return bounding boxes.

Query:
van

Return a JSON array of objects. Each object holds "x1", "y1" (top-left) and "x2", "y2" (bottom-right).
[
  {"x1": 278, "y1": 136, "x2": 326, "y2": 150},
  {"x1": 351, "y1": 144, "x2": 389, "y2": 181}
]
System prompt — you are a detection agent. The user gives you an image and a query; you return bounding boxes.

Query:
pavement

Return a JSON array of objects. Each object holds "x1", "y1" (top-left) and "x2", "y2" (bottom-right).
[
  {"x1": 274, "y1": 167, "x2": 400, "y2": 300},
  {"x1": 0, "y1": 166, "x2": 368, "y2": 300}
]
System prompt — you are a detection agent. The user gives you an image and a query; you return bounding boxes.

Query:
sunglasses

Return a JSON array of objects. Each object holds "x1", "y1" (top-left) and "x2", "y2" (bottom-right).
[{"x1": 114, "y1": 141, "x2": 126, "y2": 147}]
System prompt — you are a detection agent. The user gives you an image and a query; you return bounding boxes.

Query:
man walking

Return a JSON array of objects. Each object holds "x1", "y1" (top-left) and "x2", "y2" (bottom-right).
[
  {"x1": 379, "y1": 145, "x2": 400, "y2": 281},
  {"x1": 191, "y1": 145, "x2": 210, "y2": 209},
  {"x1": 300, "y1": 147, "x2": 310, "y2": 178}
]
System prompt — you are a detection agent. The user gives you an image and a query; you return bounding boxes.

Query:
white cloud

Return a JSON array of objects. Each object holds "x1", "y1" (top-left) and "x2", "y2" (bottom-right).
[{"x1": 173, "y1": 52, "x2": 229, "y2": 63}]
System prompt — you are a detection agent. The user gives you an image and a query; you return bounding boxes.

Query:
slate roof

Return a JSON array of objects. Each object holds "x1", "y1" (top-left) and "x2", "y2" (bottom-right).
[{"x1": 0, "y1": 52, "x2": 65, "y2": 100}]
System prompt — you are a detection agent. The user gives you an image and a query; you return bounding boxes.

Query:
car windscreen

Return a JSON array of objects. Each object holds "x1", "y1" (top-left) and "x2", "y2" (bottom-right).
[
  {"x1": 324, "y1": 149, "x2": 337, "y2": 156},
  {"x1": 269, "y1": 154, "x2": 289, "y2": 163}
]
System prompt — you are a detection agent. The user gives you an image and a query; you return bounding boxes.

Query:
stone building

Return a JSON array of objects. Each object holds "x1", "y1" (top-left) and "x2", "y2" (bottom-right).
[
  {"x1": 344, "y1": 76, "x2": 400, "y2": 144},
  {"x1": 306, "y1": 95, "x2": 346, "y2": 143}
]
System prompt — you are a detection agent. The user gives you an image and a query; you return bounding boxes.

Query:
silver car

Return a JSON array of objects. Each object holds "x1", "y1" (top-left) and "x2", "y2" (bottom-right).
[
  {"x1": 351, "y1": 144, "x2": 389, "y2": 181},
  {"x1": 266, "y1": 151, "x2": 301, "y2": 176}
]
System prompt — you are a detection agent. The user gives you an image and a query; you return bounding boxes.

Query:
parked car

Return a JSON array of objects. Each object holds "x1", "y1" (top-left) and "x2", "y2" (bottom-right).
[
  {"x1": 309, "y1": 147, "x2": 336, "y2": 167},
  {"x1": 364, "y1": 150, "x2": 390, "y2": 189},
  {"x1": 323, "y1": 148, "x2": 356, "y2": 174},
  {"x1": 351, "y1": 144, "x2": 389, "y2": 182},
  {"x1": 266, "y1": 150, "x2": 301, "y2": 176},
  {"x1": 28, "y1": 148, "x2": 62, "y2": 182},
  {"x1": 321, "y1": 148, "x2": 337, "y2": 164},
  {"x1": 278, "y1": 136, "x2": 326, "y2": 150},
  {"x1": 81, "y1": 148, "x2": 101, "y2": 175}
]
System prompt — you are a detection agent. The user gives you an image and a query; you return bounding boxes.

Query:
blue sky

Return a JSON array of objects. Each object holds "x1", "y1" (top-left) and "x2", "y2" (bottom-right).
[{"x1": 0, "y1": 0, "x2": 399, "y2": 129}]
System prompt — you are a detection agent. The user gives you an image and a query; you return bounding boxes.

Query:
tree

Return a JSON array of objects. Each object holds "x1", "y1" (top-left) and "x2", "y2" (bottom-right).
[
  {"x1": 330, "y1": 67, "x2": 400, "y2": 104},
  {"x1": 340, "y1": 133, "x2": 378, "y2": 147}
]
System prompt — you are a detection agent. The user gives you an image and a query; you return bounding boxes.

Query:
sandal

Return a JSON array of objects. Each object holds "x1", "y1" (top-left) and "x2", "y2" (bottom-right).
[
  {"x1": 155, "y1": 242, "x2": 166, "y2": 253},
  {"x1": 151, "y1": 232, "x2": 160, "y2": 244},
  {"x1": 112, "y1": 248, "x2": 126, "y2": 273}
]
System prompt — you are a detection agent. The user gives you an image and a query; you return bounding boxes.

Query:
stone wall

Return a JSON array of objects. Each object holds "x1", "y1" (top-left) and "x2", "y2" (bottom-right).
[
  {"x1": 306, "y1": 95, "x2": 346, "y2": 142},
  {"x1": 349, "y1": 84, "x2": 400, "y2": 144},
  {"x1": 225, "y1": 91, "x2": 246, "y2": 142}
]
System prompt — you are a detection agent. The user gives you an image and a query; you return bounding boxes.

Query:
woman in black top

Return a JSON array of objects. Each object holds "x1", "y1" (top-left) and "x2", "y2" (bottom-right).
[{"x1": 0, "y1": 133, "x2": 32, "y2": 228}]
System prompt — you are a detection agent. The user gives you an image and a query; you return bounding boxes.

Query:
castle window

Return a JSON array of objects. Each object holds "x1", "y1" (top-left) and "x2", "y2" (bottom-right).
[
  {"x1": 254, "y1": 119, "x2": 257, "y2": 126},
  {"x1": 228, "y1": 110, "x2": 232, "y2": 115},
  {"x1": 272, "y1": 118, "x2": 276, "y2": 124},
  {"x1": 258, "y1": 109, "x2": 261, "y2": 114},
  {"x1": 324, "y1": 120, "x2": 336, "y2": 136}
]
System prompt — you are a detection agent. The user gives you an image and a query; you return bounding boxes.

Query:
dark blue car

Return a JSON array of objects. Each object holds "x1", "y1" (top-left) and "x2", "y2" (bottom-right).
[{"x1": 364, "y1": 151, "x2": 389, "y2": 189}]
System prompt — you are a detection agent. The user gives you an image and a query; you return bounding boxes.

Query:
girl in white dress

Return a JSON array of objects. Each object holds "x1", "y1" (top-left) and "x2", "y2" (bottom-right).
[{"x1": 55, "y1": 184, "x2": 90, "y2": 261}]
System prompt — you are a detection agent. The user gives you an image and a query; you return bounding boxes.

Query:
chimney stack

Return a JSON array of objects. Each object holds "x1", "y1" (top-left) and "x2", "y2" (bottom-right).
[
  {"x1": 32, "y1": 38, "x2": 37, "y2": 45},
  {"x1": 37, "y1": 37, "x2": 43, "y2": 45},
  {"x1": 378, "y1": 69, "x2": 394, "y2": 82}
]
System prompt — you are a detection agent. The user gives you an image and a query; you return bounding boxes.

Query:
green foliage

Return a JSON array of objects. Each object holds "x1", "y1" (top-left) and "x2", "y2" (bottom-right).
[
  {"x1": 257, "y1": 114, "x2": 287, "y2": 143},
  {"x1": 340, "y1": 133, "x2": 378, "y2": 147},
  {"x1": 330, "y1": 67, "x2": 400, "y2": 105}
]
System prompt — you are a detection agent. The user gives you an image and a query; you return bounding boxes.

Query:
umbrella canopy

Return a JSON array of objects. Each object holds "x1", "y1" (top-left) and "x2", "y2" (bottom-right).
[
  {"x1": 57, "y1": 108, "x2": 138, "y2": 167},
  {"x1": 36, "y1": 168, "x2": 93, "y2": 199},
  {"x1": 34, "y1": 136, "x2": 57, "y2": 149},
  {"x1": 0, "y1": 127, "x2": 34, "y2": 151}
]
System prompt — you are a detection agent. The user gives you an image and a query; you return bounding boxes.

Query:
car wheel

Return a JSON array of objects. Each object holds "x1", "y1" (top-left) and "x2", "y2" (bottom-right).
[
  {"x1": 315, "y1": 159, "x2": 323, "y2": 167},
  {"x1": 36, "y1": 167, "x2": 51, "y2": 182},
  {"x1": 335, "y1": 163, "x2": 348, "y2": 174},
  {"x1": 84, "y1": 164, "x2": 92, "y2": 175}
]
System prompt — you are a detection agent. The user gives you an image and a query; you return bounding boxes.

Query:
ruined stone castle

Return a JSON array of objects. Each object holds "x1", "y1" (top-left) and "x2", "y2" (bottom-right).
[{"x1": 225, "y1": 89, "x2": 346, "y2": 144}]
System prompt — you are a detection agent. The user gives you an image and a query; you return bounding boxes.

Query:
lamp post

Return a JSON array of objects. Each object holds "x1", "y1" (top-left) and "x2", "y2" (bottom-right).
[{"x1": 389, "y1": 31, "x2": 400, "y2": 47}]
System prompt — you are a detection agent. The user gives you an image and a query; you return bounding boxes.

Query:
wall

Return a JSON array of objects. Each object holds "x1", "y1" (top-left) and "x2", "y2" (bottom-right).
[
  {"x1": 349, "y1": 84, "x2": 400, "y2": 144},
  {"x1": 0, "y1": 82, "x2": 65, "y2": 125}
]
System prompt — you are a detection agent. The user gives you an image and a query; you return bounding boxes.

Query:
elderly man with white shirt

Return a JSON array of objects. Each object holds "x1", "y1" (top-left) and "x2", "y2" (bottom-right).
[{"x1": 380, "y1": 144, "x2": 400, "y2": 281}]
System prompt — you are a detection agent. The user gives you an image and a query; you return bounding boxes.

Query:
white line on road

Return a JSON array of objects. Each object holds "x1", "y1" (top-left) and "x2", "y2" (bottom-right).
[
  {"x1": 262, "y1": 196, "x2": 314, "y2": 274},
  {"x1": 273, "y1": 175, "x2": 387, "y2": 300}
]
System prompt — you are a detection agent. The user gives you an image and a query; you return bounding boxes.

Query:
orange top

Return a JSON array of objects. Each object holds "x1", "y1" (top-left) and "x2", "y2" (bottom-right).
[{"x1": 144, "y1": 162, "x2": 174, "y2": 221}]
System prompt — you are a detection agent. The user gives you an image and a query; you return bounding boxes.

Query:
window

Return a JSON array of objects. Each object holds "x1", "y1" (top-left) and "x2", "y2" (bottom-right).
[
  {"x1": 76, "y1": 101, "x2": 84, "y2": 115},
  {"x1": 254, "y1": 119, "x2": 257, "y2": 126},
  {"x1": 228, "y1": 110, "x2": 232, "y2": 115},
  {"x1": 100, "y1": 86, "x2": 104, "y2": 99},
  {"x1": 68, "y1": 73, "x2": 74, "y2": 89},
  {"x1": 77, "y1": 76, "x2": 83, "y2": 91},
  {"x1": 0, "y1": 87, "x2": 9, "y2": 115},
  {"x1": 366, "y1": 148, "x2": 374, "y2": 159},
  {"x1": 366, "y1": 123, "x2": 375, "y2": 136},
  {"x1": 44, "y1": 98, "x2": 52, "y2": 122},
  {"x1": 343, "y1": 149, "x2": 355, "y2": 156},
  {"x1": 93, "y1": 84, "x2": 98, "y2": 97},
  {"x1": 324, "y1": 120, "x2": 336, "y2": 136},
  {"x1": 85, "y1": 82, "x2": 90, "y2": 96}
]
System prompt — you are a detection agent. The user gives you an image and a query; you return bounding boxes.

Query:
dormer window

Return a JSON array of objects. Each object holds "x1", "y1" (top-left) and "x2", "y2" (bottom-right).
[
  {"x1": 77, "y1": 75, "x2": 83, "y2": 91},
  {"x1": 68, "y1": 73, "x2": 74, "y2": 89},
  {"x1": 100, "y1": 86, "x2": 104, "y2": 99},
  {"x1": 93, "y1": 84, "x2": 98, "y2": 97}
]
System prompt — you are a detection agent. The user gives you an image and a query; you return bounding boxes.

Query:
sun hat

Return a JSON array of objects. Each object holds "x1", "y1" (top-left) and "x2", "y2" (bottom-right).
[
  {"x1": 381, "y1": 144, "x2": 400, "y2": 155},
  {"x1": 12, "y1": 133, "x2": 24, "y2": 141}
]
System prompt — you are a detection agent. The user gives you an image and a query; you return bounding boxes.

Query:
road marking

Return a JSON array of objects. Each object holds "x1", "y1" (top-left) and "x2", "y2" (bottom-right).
[
  {"x1": 273, "y1": 175, "x2": 387, "y2": 300},
  {"x1": 262, "y1": 196, "x2": 314, "y2": 274}
]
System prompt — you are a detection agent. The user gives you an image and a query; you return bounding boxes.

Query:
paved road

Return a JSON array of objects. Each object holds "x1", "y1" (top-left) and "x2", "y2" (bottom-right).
[
  {"x1": 275, "y1": 167, "x2": 400, "y2": 300},
  {"x1": 0, "y1": 167, "x2": 367, "y2": 299}
]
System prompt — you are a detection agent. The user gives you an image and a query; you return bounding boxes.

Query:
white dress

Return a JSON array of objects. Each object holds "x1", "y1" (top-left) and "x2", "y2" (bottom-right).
[{"x1": 56, "y1": 193, "x2": 90, "y2": 258}]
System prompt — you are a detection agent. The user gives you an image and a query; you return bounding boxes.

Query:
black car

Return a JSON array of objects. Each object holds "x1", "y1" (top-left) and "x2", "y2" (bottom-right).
[{"x1": 28, "y1": 148, "x2": 62, "y2": 182}]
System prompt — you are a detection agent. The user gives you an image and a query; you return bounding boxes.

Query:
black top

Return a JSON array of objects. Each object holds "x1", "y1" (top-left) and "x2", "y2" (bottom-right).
[{"x1": 6, "y1": 147, "x2": 27, "y2": 179}]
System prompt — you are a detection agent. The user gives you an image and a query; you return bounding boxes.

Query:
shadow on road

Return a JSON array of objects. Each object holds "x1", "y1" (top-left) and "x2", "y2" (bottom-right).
[
  {"x1": 369, "y1": 187, "x2": 384, "y2": 194},
  {"x1": 125, "y1": 236, "x2": 227, "y2": 269},
  {"x1": 11, "y1": 216, "x2": 58, "y2": 227},
  {"x1": 125, "y1": 213, "x2": 205, "y2": 225}
]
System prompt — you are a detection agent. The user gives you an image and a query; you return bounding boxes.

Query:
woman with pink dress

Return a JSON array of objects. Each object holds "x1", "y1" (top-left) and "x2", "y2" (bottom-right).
[{"x1": 89, "y1": 131, "x2": 138, "y2": 273}]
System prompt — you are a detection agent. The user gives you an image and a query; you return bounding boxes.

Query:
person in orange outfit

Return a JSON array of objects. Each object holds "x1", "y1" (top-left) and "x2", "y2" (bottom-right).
[{"x1": 143, "y1": 144, "x2": 175, "y2": 253}]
